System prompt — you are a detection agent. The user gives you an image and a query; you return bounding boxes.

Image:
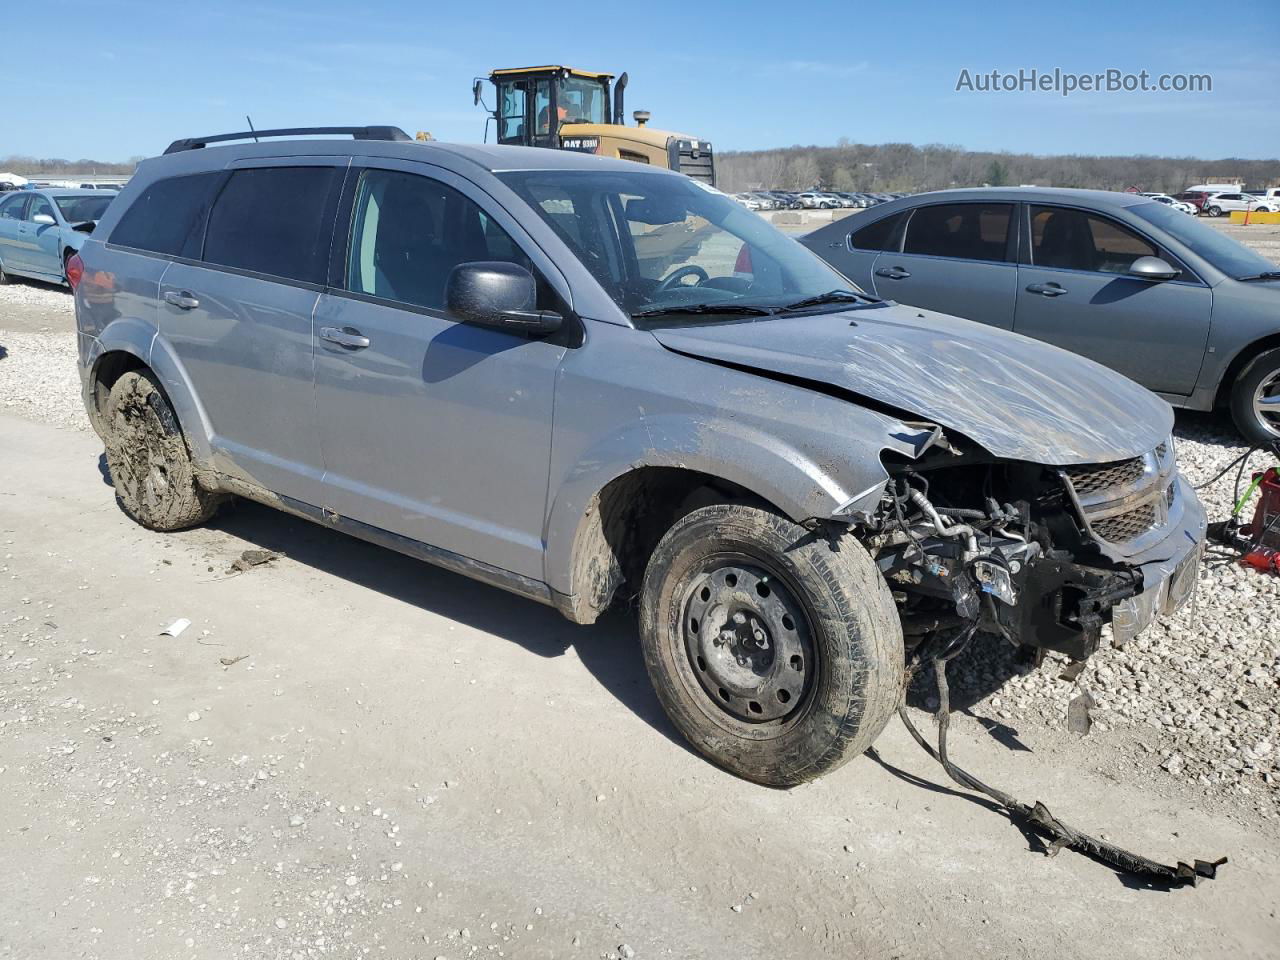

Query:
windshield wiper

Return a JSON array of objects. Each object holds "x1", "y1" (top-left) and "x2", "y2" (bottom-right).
[
  {"x1": 779, "y1": 289, "x2": 881, "y2": 312},
  {"x1": 630, "y1": 303, "x2": 776, "y2": 319},
  {"x1": 1236, "y1": 271, "x2": 1280, "y2": 282}
]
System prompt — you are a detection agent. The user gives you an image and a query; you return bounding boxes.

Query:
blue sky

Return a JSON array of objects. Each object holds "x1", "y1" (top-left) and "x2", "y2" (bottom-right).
[{"x1": 6, "y1": 0, "x2": 1277, "y2": 161}]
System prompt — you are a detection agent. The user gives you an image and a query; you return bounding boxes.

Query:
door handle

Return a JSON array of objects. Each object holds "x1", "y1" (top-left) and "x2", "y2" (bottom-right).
[
  {"x1": 320, "y1": 326, "x2": 371, "y2": 349},
  {"x1": 1025, "y1": 282, "x2": 1067, "y2": 297},
  {"x1": 875, "y1": 266, "x2": 911, "y2": 280},
  {"x1": 163, "y1": 290, "x2": 200, "y2": 309}
]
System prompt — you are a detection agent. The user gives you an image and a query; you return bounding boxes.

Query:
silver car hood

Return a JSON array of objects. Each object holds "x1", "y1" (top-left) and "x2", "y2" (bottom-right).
[{"x1": 650, "y1": 305, "x2": 1172, "y2": 465}]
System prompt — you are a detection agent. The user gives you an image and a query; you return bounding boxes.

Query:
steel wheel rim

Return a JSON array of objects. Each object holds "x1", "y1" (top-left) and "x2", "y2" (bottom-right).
[
  {"x1": 1254, "y1": 368, "x2": 1280, "y2": 437},
  {"x1": 680, "y1": 561, "x2": 814, "y2": 723}
]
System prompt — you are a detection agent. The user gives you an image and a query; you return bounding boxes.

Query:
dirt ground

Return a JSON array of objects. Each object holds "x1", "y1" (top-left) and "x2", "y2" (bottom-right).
[{"x1": 2, "y1": 278, "x2": 1280, "y2": 959}]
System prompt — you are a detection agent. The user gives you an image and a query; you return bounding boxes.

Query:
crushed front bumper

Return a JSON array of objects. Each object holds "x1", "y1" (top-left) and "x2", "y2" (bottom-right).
[{"x1": 1000, "y1": 475, "x2": 1207, "y2": 658}]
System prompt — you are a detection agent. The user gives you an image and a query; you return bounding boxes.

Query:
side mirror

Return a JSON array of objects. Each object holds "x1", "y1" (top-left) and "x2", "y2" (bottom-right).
[
  {"x1": 1127, "y1": 256, "x2": 1179, "y2": 282},
  {"x1": 445, "y1": 262, "x2": 562, "y2": 335},
  {"x1": 32, "y1": 213, "x2": 56, "y2": 225},
  {"x1": 473, "y1": 79, "x2": 484, "y2": 106}
]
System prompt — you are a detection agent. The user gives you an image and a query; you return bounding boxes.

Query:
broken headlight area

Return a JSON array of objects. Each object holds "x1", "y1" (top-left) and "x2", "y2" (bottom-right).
[{"x1": 863, "y1": 442, "x2": 1177, "y2": 661}]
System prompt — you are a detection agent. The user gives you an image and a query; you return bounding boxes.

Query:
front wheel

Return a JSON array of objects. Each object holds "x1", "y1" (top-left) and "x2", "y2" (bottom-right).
[
  {"x1": 1231, "y1": 347, "x2": 1280, "y2": 445},
  {"x1": 639, "y1": 504, "x2": 904, "y2": 787}
]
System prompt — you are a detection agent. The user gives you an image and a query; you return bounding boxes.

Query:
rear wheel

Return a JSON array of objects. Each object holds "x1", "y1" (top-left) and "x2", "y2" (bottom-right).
[
  {"x1": 639, "y1": 504, "x2": 903, "y2": 787},
  {"x1": 1231, "y1": 347, "x2": 1280, "y2": 444},
  {"x1": 1208, "y1": 205, "x2": 1223, "y2": 217},
  {"x1": 0, "y1": 258, "x2": 9, "y2": 284},
  {"x1": 101, "y1": 369, "x2": 225, "y2": 531}
]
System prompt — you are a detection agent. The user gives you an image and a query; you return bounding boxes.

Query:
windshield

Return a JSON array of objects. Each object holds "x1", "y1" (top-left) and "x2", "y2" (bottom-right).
[
  {"x1": 498, "y1": 170, "x2": 857, "y2": 321},
  {"x1": 559, "y1": 77, "x2": 608, "y2": 124},
  {"x1": 1130, "y1": 200, "x2": 1278, "y2": 279},
  {"x1": 54, "y1": 195, "x2": 113, "y2": 223}
]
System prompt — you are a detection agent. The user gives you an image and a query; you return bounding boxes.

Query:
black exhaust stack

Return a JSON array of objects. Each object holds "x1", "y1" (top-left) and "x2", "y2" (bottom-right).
[{"x1": 613, "y1": 72, "x2": 628, "y2": 125}]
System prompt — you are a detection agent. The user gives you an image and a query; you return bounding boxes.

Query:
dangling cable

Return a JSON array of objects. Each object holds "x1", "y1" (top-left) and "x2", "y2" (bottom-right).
[{"x1": 898, "y1": 624, "x2": 1227, "y2": 887}]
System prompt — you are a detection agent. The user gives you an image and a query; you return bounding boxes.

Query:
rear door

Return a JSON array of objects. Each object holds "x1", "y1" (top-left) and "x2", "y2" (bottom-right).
[
  {"x1": 310, "y1": 161, "x2": 568, "y2": 579},
  {"x1": 1013, "y1": 203, "x2": 1211, "y2": 395},
  {"x1": 808, "y1": 210, "x2": 905, "y2": 292},
  {"x1": 158, "y1": 159, "x2": 345, "y2": 505},
  {"x1": 869, "y1": 201, "x2": 1019, "y2": 328},
  {"x1": 0, "y1": 194, "x2": 30, "y2": 271}
]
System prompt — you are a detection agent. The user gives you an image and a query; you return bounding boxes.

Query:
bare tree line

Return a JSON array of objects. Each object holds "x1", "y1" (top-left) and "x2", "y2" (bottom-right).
[
  {"x1": 1, "y1": 155, "x2": 143, "y2": 176},
  {"x1": 718, "y1": 140, "x2": 1280, "y2": 194},
  {"x1": 6, "y1": 143, "x2": 1278, "y2": 195}
]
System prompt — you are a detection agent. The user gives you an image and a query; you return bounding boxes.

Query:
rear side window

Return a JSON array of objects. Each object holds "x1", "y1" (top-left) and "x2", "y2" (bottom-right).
[
  {"x1": 109, "y1": 173, "x2": 218, "y2": 256},
  {"x1": 203, "y1": 167, "x2": 340, "y2": 284},
  {"x1": 903, "y1": 202, "x2": 1013, "y2": 262},
  {"x1": 345, "y1": 168, "x2": 532, "y2": 311},
  {"x1": 849, "y1": 212, "x2": 904, "y2": 251},
  {"x1": 0, "y1": 195, "x2": 28, "y2": 220}
]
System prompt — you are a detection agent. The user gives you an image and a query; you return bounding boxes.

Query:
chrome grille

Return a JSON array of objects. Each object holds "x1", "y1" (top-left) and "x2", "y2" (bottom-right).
[
  {"x1": 1063, "y1": 457, "x2": 1145, "y2": 495},
  {"x1": 1092, "y1": 503, "x2": 1157, "y2": 543},
  {"x1": 1060, "y1": 442, "x2": 1177, "y2": 549}
]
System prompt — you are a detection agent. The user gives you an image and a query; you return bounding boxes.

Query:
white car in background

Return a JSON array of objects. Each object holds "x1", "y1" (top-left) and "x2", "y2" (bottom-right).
[
  {"x1": 732, "y1": 193, "x2": 763, "y2": 210},
  {"x1": 1244, "y1": 188, "x2": 1280, "y2": 212},
  {"x1": 1203, "y1": 192, "x2": 1271, "y2": 217},
  {"x1": 1140, "y1": 192, "x2": 1197, "y2": 215}
]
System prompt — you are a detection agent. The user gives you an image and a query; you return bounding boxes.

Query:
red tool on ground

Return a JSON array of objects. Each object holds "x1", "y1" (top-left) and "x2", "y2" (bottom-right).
[{"x1": 1240, "y1": 467, "x2": 1280, "y2": 574}]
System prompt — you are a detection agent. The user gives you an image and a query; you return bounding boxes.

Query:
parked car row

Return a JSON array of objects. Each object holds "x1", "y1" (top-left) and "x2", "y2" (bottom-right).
[
  {"x1": 731, "y1": 189, "x2": 909, "y2": 211},
  {"x1": 1172, "y1": 188, "x2": 1280, "y2": 216}
]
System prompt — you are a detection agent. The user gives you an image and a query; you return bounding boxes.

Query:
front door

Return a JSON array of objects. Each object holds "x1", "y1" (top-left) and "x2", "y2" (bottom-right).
[
  {"x1": 26, "y1": 194, "x2": 63, "y2": 278},
  {"x1": 869, "y1": 201, "x2": 1019, "y2": 329},
  {"x1": 311, "y1": 162, "x2": 568, "y2": 580},
  {"x1": 158, "y1": 161, "x2": 345, "y2": 505},
  {"x1": 1013, "y1": 204, "x2": 1211, "y2": 396}
]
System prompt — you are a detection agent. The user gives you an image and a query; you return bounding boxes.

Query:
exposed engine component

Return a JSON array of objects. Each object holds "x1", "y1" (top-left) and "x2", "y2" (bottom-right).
[{"x1": 865, "y1": 430, "x2": 1192, "y2": 660}]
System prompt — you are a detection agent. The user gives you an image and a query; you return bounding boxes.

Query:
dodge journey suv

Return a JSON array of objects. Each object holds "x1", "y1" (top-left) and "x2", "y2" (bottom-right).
[{"x1": 73, "y1": 126, "x2": 1206, "y2": 786}]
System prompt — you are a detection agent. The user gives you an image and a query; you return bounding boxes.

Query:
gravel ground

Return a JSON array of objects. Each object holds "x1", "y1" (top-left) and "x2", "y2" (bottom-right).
[{"x1": 1, "y1": 239, "x2": 1277, "y2": 829}]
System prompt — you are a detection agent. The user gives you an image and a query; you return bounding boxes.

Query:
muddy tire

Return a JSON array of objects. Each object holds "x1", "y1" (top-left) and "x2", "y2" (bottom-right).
[
  {"x1": 102, "y1": 370, "x2": 223, "y2": 531},
  {"x1": 639, "y1": 504, "x2": 903, "y2": 787},
  {"x1": 0, "y1": 257, "x2": 9, "y2": 284},
  {"x1": 1230, "y1": 347, "x2": 1280, "y2": 445}
]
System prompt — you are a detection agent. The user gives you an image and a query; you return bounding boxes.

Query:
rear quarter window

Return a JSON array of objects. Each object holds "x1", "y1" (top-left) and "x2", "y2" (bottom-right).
[
  {"x1": 202, "y1": 166, "x2": 341, "y2": 285},
  {"x1": 108, "y1": 173, "x2": 219, "y2": 256}
]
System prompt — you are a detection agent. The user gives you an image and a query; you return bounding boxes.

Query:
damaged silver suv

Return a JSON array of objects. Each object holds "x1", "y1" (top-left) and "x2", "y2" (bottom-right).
[{"x1": 73, "y1": 127, "x2": 1206, "y2": 787}]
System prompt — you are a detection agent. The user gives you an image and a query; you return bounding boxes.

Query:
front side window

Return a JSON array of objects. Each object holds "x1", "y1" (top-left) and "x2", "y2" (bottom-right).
[
  {"x1": 499, "y1": 170, "x2": 855, "y2": 321},
  {"x1": 203, "y1": 166, "x2": 339, "y2": 284},
  {"x1": 345, "y1": 169, "x2": 531, "y2": 311},
  {"x1": 902, "y1": 202, "x2": 1012, "y2": 262},
  {"x1": 109, "y1": 172, "x2": 220, "y2": 256},
  {"x1": 532, "y1": 80, "x2": 553, "y2": 135},
  {"x1": 28, "y1": 195, "x2": 56, "y2": 222},
  {"x1": 55, "y1": 195, "x2": 113, "y2": 223},
  {"x1": 1029, "y1": 206, "x2": 1155, "y2": 273}
]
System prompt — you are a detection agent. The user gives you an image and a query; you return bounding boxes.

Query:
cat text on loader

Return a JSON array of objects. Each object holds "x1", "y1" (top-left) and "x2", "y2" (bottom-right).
[{"x1": 473, "y1": 66, "x2": 715, "y2": 185}]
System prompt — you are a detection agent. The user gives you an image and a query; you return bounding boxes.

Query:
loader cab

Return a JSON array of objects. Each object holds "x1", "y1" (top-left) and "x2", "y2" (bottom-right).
[{"x1": 490, "y1": 66, "x2": 613, "y2": 149}]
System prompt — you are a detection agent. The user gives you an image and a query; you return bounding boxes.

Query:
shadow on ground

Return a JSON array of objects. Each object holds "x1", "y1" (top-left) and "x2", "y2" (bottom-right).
[{"x1": 200, "y1": 496, "x2": 693, "y2": 756}]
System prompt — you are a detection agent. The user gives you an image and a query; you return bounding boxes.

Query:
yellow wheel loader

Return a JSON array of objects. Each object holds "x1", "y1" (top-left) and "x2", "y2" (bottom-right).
[{"x1": 473, "y1": 66, "x2": 715, "y2": 185}]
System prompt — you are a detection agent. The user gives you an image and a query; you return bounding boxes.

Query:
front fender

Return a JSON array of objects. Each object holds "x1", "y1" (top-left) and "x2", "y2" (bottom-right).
[{"x1": 543, "y1": 412, "x2": 901, "y2": 597}]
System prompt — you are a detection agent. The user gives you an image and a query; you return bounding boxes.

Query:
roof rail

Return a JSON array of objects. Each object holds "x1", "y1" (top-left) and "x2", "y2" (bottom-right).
[{"x1": 162, "y1": 126, "x2": 413, "y2": 155}]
